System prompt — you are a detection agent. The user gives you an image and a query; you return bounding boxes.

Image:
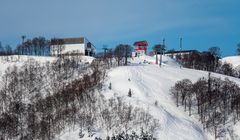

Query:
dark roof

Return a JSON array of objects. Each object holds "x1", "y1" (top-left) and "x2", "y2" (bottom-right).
[
  {"x1": 51, "y1": 37, "x2": 84, "y2": 45},
  {"x1": 165, "y1": 50, "x2": 198, "y2": 54},
  {"x1": 133, "y1": 40, "x2": 148, "y2": 46}
]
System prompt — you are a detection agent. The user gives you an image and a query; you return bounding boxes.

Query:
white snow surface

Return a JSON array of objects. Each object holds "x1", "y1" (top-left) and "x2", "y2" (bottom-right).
[
  {"x1": 0, "y1": 55, "x2": 94, "y2": 89},
  {"x1": 0, "y1": 55, "x2": 56, "y2": 76},
  {"x1": 1, "y1": 55, "x2": 240, "y2": 140},
  {"x1": 58, "y1": 55, "x2": 240, "y2": 140},
  {"x1": 0, "y1": 55, "x2": 94, "y2": 74},
  {"x1": 221, "y1": 56, "x2": 240, "y2": 70}
]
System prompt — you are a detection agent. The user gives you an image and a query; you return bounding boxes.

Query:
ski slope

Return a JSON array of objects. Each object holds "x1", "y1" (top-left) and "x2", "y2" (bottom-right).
[
  {"x1": 59, "y1": 55, "x2": 240, "y2": 140},
  {"x1": 105, "y1": 56, "x2": 207, "y2": 140},
  {"x1": 1, "y1": 55, "x2": 240, "y2": 140},
  {"x1": 105, "y1": 55, "x2": 240, "y2": 140}
]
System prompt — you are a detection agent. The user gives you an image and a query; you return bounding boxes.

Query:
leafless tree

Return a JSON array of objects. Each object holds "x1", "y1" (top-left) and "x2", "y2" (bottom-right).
[
  {"x1": 114, "y1": 44, "x2": 125, "y2": 66},
  {"x1": 51, "y1": 38, "x2": 65, "y2": 58}
]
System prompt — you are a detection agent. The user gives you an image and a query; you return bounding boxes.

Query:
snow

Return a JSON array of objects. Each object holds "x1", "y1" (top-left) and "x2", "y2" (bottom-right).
[
  {"x1": 0, "y1": 55, "x2": 94, "y2": 91},
  {"x1": 57, "y1": 55, "x2": 240, "y2": 140},
  {"x1": 221, "y1": 56, "x2": 240, "y2": 70},
  {"x1": 0, "y1": 55, "x2": 94, "y2": 73},
  {"x1": 104, "y1": 57, "x2": 208, "y2": 140},
  {"x1": 134, "y1": 54, "x2": 180, "y2": 67},
  {"x1": 1, "y1": 55, "x2": 240, "y2": 140},
  {"x1": 232, "y1": 121, "x2": 240, "y2": 139},
  {"x1": 0, "y1": 55, "x2": 56, "y2": 62},
  {"x1": 108, "y1": 55, "x2": 240, "y2": 140}
]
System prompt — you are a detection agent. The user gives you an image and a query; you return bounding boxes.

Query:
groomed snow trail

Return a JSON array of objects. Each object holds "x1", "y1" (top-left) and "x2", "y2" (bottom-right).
[
  {"x1": 106, "y1": 62, "x2": 207, "y2": 140},
  {"x1": 105, "y1": 55, "x2": 240, "y2": 140},
  {"x1": 57, "y1": 55, "x2": 240, "y2": 140}
]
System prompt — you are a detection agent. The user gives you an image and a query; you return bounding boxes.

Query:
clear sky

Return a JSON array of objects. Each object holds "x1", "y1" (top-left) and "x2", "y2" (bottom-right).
[{"x1": 0, "y1": 0, "x2": 239, "y2": 57}]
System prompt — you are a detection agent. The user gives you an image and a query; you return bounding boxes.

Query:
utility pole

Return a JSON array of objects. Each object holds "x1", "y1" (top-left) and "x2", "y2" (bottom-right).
[
  {"x1": 154, "y1": 44, "x2": 161, "y2": 65},
  {"x1": 20, "y1": 35, "x2": 26, "y2": 55},
  {"x1": 102, "y1": 45, "x2": 108, "y2": 59},
  {"x1": 163, "y1": 38, "x2": 165, "y2": 51},
  {"x1": 21, "y1": 35, "x2": 26, "y2": 44},
  {"x1": 124, "y1": 45, "x2": 128, "y2": 65},
  {"x1": 154, "y1": 45, "x2": 158, "y2": 65},
  {"x1": 180, "y1": 37, "x2": 182, "y2": 59},
  {"x1": 160, "y1": 38, "x2": 165, "y2": 67},
  {"x1": 155, "y1": 50, "x2": 158, "y2": 64}
]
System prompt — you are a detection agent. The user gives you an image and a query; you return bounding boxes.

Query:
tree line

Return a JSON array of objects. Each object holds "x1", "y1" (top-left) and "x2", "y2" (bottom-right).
[
  {"x1": 171, "y1": 74, "x2": 240, "y2": 139},
  {"x1": 16, "y1": 37, "x2": 50, "y2": 56},
  {"x1": 0, "y1": 37, "x2": 51, "y2": 56},
  {"x1": 0, "y1": 42, "x2": 14, "y2": 56},
  {"x1": 176, "y1": 47, "x2": 240, "y2": 78},
  {"x1": 99, "y1": 44, "x2": 132, "y2": 68}
]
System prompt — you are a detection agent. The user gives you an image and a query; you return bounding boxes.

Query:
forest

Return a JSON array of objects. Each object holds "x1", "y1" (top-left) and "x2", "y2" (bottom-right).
[
  {"x1": 0, "y1": 53, "x2": 159, "y2": 140},
  {"x1": 171, "y1": 73, "x2": 240, "y2": 139},
  {"x1": 175, "y1": 47, "x2": 240, "y2": 78}
]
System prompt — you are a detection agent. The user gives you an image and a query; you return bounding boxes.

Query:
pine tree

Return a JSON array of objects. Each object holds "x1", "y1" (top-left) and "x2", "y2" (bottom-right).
[
  {"x1": 128, "y1": 88, "x2": 132, "y2": 97},
  {"x1": 109, "y1": 82, "x2": 112, "y2": 90}
]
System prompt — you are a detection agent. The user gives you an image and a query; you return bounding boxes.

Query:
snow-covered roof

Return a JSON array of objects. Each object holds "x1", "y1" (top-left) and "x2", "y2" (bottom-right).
[{"x1": 51, "y1": 37, "x2": 85, "y2": 45}]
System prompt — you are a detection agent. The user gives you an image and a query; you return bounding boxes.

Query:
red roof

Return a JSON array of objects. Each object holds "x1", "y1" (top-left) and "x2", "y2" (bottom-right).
[{"x1": 133, "y1": 41, "x2": 148, "y2": 47}]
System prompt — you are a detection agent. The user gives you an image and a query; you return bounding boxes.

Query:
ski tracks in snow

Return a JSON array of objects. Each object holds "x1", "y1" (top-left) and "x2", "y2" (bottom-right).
[
  {"x1": 127, "y1": 64, "x2": 208, "y2": 140},
  {"x1": 131, "y1": 65, "x2": 151, "y2": 98}
]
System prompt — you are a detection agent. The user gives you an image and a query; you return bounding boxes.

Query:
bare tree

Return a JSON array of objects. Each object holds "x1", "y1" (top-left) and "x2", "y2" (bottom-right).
[
  {"x1": 124, "y1": 44, "x2": 132, "y2": 65},
  {"x1": 114, "y1": 44, "x2": 125, "y2": 66},
  {"x1": 0, "y1": 42, "x2": 4, "y2": 55},
  {"x1": 4, "y1": 45, "x2": 13, "y2": 55},
  {"x1": 51, "y1": 38, "x2": 65, "y2": 57},
  {"x1": 208, "y1": 46, "x2": 221, "y2": 71}
]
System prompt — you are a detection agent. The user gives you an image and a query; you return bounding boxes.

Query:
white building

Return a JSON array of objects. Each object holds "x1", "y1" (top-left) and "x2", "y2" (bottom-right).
[
  {"x1": 50, "y1": 37, "x2": 96, "y2": 57},
  {"x1": 165, "y1": 50, "x2": 197, "y2": 59}
]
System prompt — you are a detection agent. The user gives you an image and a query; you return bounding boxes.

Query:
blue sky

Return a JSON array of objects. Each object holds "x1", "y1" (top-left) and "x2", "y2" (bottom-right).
[{"x1": 0, "y1": 0, "x2": 239, "y2": 57}]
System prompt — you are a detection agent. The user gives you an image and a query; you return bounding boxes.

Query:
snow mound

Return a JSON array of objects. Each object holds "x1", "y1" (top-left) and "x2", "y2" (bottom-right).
[
  {"x1": 80, "y1": 55, "x2": 95, "y2": 63},
  {"x1": 0, "y1": 55, "x2": 94, "y2": 78},
  {"x1": 0, "y1": 55, "x2": 56, "y2": 64},
  {"x1": 0, "y1": 55, "x2": 94, "y2": 64},
  {"x1": 132, "y1": 55, "x2": 180, "y2": 67},
  {"x1": 221, "y1": 56, "x2": 240, "y2": 70}
]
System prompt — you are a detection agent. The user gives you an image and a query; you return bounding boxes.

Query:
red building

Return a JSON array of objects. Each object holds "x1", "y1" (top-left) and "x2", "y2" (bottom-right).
[{"x1": 133, "y1": 41, "x2": 148, "y2": 56}]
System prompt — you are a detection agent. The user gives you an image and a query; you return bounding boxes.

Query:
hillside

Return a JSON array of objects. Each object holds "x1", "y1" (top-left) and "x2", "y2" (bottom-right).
[
  {"x1": 0, "y1": 55, "x2": 94, "y2": 76},
  {"x1": 1, "y1": 55, "x2": 240, "y2": 140},
  {"x1": 221, "y1": 56, "x2": 240, "y2": 70},
  {"x1": 59, "y1": 55, "x2": 240, "y2": 140}
]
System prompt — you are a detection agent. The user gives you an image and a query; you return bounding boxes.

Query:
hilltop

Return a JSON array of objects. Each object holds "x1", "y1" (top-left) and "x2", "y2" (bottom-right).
[{"x1": 59, "y1": 55, "x2": 240, "y2": 140}]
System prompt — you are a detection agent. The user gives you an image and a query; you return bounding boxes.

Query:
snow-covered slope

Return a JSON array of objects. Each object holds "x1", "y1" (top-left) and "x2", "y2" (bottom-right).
[
  {"x1": 59, "y1": 55, "x2": 240, "y2": 140},
  {"x1": 0, "y1": 55, "x2": 56, "y2": 80},
  {"x1": 135, "y1": 54, "x2": 180, "y2": 67},
  {"x1": 0, "y1": 55, "x2": 94, "y2": 74},
  {"x1": 1, "y1": 55, "x2": 240, "y2": 140},
  {"x1": 0, "y1": 55, "x2": 95, "y2": 64},
  {"x1": 221, "y1": 56, "x2": 240, "y2": 70},
  {"x1": 105, "y1": 66, "x2": 207, "y2": 140}
]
